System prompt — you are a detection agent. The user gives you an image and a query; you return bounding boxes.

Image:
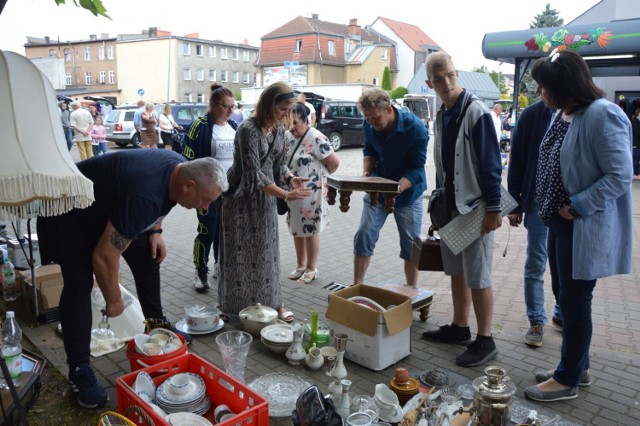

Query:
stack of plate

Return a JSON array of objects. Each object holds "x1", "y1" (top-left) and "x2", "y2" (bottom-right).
[
  {"x1": 155, "y1": 373, "x2": 211, "y2": 415},
  {"x1": 260, "y1": 323, "x2": 293, "y2": 354}
]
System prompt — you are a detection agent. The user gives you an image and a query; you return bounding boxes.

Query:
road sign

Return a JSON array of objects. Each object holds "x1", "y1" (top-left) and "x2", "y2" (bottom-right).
[
  {"x1": 284, "y1": 61, "x2": 299, "y2": 67},
  {"x1": 137, "y1": 88, "x2": 145, "y2": 96}
]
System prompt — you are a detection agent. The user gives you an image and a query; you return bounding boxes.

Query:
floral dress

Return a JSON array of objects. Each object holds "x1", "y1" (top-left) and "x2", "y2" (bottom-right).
[{"x1": 284, "y1": 127, "x2": 335, "y2": 236}]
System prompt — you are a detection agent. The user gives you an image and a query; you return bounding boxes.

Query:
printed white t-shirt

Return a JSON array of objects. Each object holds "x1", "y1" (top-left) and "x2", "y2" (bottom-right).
[{"x1": 211, "y1": 123, "x2": 236, "y2": 171}]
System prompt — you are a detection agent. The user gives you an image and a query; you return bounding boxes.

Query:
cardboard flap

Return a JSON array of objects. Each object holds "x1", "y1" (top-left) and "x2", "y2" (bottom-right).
[{"x1": 325, "y1": 284, "x2": 412, "y2": 336}]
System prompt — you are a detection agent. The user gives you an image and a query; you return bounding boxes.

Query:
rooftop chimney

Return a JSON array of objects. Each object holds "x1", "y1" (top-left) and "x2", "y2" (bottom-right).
[
  {"x1": 89, "y1": 34, "x2": 97, "y2": 40},
  {"x1": 44, "y1": 36, "x2": 50, "y2": 44},
  {"x1": 348, "y1": 19, "x2": 361, "y2": 36},
  {"x1": 311, "y1": 13, "x2": 319, "y2": 20},
  {"x1": 148, "y1": 27, "x2": 158, "y2": 38}
]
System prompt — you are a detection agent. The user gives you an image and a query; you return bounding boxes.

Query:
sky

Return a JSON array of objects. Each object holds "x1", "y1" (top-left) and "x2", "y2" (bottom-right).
[{"x1": 0, "y1": 0, "x2": 600, "y2": 74}]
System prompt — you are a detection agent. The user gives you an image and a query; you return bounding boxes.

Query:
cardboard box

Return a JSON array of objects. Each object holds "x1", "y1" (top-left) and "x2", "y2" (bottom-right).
[
  {"x1": 326, "y1": 284, "x2": 413, "y2": 370},
  {"x1": 20, "y1": 264, "x2": 64, "y2": 314}
]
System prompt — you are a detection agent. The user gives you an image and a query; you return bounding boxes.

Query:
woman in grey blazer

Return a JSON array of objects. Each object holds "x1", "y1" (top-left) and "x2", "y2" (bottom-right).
[{"x1": 524, "y1": 49, "x2": 633, "y2": 402}]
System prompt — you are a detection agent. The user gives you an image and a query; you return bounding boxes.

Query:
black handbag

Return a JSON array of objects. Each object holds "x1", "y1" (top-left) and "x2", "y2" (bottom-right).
[{"x1": 428, "y1": 187, "x2": 451, "y2": 229}]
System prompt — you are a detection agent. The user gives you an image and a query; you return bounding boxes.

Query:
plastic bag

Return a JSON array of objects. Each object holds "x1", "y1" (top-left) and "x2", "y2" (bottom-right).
[{"x1": 292, "y1": 385, "x2": 343, "y2": 426}]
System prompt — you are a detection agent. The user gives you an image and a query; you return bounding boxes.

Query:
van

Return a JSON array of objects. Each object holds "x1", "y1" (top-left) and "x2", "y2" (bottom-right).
[
  {"x1": 402, "y1": 94, "x2": 433, "y2": 129},
  {"x1": 315, "y1": 99, "x2": 364, "y2": 151}
]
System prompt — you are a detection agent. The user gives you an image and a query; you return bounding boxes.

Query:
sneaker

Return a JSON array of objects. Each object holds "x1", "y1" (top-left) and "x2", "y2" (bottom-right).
[
  {"x1": 456, "y1": 337, "x2": 499, "y2": 367},
  {"x1": 68, "y1": 364, "x2": 109, "y2": 408},
  {"x1": 422, "y1": 324, "x2": 472, "y2": 345},
  {"x1": 535, "y1": 369, "x2": 592, "y2": 387},
  {"x1": 194, "y1": 268, "x2": 210, "y2": 293},
  {"x1": 212, "y1": 263, "x2": 219, "y2": 278},
  {"x1": 524, "y1": 324, "x2": 544, "y2": 347},
  {"x1": 551, "y1": 316, "x2": 563, "y2": 330}
]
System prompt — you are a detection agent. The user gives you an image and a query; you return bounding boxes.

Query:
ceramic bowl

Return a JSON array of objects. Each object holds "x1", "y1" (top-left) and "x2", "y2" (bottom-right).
[
  {"x1": 184, "y1": 303, "x2": 220, "y2": 332},
  {"x1": 134, "y1": 334, "x2": 151, "y2": 354}
]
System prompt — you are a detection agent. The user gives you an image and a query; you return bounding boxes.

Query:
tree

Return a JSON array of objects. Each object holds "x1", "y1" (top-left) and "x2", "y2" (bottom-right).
[
  {"x1": 390, "y1": 87, "x2": 408, "y2": 99},
  {"x1": 381, "y1": 66, "x2": 392, "y2": 91},
  {"x1": 530, "y1": 3, "x2": 564, "y2": 29},
  {"x1": 0, "y1": 0, "x2": 109, "y2": 18}
]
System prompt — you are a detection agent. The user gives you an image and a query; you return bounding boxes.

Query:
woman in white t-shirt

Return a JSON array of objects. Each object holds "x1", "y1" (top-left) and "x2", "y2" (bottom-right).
[{"x1": 158, "y1": 103, "x2": 183, "y2": 150}]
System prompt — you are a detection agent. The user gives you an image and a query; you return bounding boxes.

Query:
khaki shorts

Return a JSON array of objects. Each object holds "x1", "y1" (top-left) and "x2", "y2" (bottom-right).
[{"x1": 441, "y1": 230, "x2": 494, "y2": 289}]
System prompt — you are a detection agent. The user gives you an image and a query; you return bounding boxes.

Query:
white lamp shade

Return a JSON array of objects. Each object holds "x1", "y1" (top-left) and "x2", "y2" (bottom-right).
[{"x1": 0, "y1": 50, "x2": 94, "y2": 220}]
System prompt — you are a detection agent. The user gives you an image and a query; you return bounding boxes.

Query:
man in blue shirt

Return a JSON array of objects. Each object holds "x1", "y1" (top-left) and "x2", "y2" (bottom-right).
[{"x1": 353, "y1": 88, "x2": 428, "y2": 287}]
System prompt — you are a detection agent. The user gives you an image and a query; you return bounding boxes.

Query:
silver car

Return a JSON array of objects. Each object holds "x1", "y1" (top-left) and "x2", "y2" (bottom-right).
[{"x1": 104, "y1": 106, "x2": 141, "y2": 148}]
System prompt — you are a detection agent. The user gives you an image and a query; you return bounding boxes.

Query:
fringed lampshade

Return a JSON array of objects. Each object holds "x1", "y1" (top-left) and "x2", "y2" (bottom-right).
[{"x1": 0, "y1": 50, "x2": 94, "y2": 220}]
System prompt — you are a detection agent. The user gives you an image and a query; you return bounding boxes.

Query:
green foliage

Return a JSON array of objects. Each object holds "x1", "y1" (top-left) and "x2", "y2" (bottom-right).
[
  {"x1": 381, "y1": 66, "x2": 391, "y2": 91},
  {"x1": 529, "y1": 3, "x2": 563, "y2": 30},
  {"x1": 55, "y1": 0, "x2": 110, "y2": 18},
  {"x1": 518, "y1": 93, "x2": 530, "y2": 109},
  {"x1": 390, "y1": 87, "x2": 408, "y2": 99}
]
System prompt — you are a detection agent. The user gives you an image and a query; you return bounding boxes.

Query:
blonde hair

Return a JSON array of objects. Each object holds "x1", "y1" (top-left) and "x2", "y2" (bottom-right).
[
  {"x1": 357, "y1": 88, "x2": 390, "y2": 112},
  {"x1": 426, "y1": 51, "x2": 454, "y2": 77}
]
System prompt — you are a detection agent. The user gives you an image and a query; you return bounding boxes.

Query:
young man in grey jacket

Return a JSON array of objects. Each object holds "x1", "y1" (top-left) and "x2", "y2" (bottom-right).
[{"x1": 422, "y1": 52, "x2": 503, "y2": 367}]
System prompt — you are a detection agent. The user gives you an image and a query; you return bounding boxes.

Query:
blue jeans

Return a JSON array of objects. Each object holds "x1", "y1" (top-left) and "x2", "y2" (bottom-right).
[
  {"x1": 194, "y1": 205, "x2": 220, "y2": 270},
  {"x1": 63, "y1": 127, "x2": 73, "y2": 150},
  {"x1": 523, "y1": 209, "x2": 561, "y2": 325},
  {"x1": 633, "y1": 147, "x2": 640, "y2": 176},
  {"x1": 547, "y1": 214, "x2": 596, "y2": 388},
  {"x1": 353, "y1": 194, "x2": 423, "y2": 260}
]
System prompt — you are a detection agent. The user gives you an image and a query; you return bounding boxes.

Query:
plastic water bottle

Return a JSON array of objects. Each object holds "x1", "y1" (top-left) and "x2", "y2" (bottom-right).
[
  {"x1": 1, "y1": 311, "x2": 23, "y2": 385},
  {"x1": 1, "y1": 252, "x2": 17, "y2": 302}
]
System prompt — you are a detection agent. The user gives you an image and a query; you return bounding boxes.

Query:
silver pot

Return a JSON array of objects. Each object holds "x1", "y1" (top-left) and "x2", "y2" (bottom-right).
[
  {"x1": 238, "y1": 303, "x2": 279, "y2": 336},
  {"x1": 471, "y1": 366, "x2": 516, "y2": 426}
]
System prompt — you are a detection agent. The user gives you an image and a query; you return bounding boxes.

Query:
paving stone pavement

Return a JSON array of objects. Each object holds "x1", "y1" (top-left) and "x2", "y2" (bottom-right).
[{"x1": 11, "y1": 146, "x2": 640, "y2": 425}]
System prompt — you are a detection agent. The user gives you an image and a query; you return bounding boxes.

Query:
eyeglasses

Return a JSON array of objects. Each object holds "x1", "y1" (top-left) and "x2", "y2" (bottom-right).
[
  {"x1": 216, "y1": 102, "x2": 235, "y2": 111},
  {"x1": 549, "y1": 47, "x2": 560, "y2": 63}
]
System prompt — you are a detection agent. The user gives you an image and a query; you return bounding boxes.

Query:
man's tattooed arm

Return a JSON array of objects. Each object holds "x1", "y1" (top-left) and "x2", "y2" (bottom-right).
[{"x1": 110, "y1": 230, "x2": 131, "y2": 252}]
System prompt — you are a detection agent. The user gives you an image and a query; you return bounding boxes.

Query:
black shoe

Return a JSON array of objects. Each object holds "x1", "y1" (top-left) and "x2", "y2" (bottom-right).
[
  {"x1": 551, "y1": 316, "x2": 563, "y2": 330},
  {"x1": 194, "y1": 268, "x2": 210, "y2": 293},
  {"x1": 422, "y1": 324, "x2": 472, "y2": 346},
  {"x1": 68, "y1": 364, "x2": 109, "y2": 408},
  {"x1": 456, "y1": 337, "x2": 499, "y2": 367}
]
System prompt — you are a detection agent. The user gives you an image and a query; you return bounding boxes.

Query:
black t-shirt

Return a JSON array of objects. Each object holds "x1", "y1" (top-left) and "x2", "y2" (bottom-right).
[{"x1": 77, "y1": 150, "x2": 183, "y2": 239}]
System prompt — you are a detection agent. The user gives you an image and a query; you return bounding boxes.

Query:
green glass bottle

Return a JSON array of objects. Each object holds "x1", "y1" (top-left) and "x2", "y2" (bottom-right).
[{"x1": 306, "y1": 310, "x2": 318, "y2": 352}]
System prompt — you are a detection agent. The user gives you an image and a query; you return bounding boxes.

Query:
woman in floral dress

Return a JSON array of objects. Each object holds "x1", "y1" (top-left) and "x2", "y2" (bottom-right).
[
  {"x1": 218, "y1": 82, "x2": 312, "y2": 320},
  {"x1": 284, "y1": 102, "x2": 340, "y2": 284}
]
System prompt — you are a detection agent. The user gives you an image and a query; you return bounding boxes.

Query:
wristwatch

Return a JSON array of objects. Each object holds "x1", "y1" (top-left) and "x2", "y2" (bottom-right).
[
  {"x1": 148, "y1": 229, "x2": 163, "y2": 235},
  {"x1": 567, "y1": 204, "x2": 581, "y2": 219}
]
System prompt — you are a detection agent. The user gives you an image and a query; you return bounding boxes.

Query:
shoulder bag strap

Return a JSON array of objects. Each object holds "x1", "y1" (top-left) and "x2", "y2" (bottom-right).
[{"x1": 286, "y1": 127, "x2": 310, "y2": 170}]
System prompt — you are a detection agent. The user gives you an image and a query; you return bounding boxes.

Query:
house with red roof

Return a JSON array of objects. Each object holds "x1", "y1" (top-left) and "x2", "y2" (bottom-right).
[
  {"x1": 371, "y1": 17, "x2": 442, "y2": 88},
  {"x1": 257, "y1": 14, "x2": 398, "y2": 88}
]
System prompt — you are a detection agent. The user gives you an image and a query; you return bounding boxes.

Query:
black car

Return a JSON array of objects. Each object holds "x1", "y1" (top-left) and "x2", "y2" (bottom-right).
[{"x1": 314, "y1": 99, "x2": 364, "y2": 151}]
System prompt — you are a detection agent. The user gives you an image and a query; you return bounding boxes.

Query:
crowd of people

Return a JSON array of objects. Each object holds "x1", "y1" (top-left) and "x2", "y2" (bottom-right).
[{"x1": 45, "y1": 47, "x2": 634, "y2": 410}]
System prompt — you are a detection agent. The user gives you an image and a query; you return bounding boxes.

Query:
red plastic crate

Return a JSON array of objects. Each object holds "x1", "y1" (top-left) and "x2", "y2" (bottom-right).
[{"x1": 116, "y1": 353, "x2": 269, "y2": 425}]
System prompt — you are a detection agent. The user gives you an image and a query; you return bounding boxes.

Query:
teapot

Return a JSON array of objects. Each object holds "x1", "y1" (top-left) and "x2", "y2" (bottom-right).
[
  {"x1": 238, "y1": 303, "x2": 279, "y2": 336},
  {"x1": 470, "y1": 366, "x2": 516, "y2": 426}
]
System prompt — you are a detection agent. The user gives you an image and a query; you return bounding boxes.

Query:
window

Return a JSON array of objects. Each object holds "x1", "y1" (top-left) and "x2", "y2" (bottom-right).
[
  {"x1": 98, "y1": 45, "x2": 105, "y2": 60},
  {"x1": 253, "y1": 52, "x2": 258, "y2": 61},
  {"x1": 65, "y1": 72, "x2": 72, "y2": 86},
  {"x1": 294, "y1": 40, "x2": 302, "y2": 53},
  {"x1": 196, "y1": 68, "x2": 204, "y2": 81},
  {"x1": 243, "y1": 72, "x2": 250, "y2": 84},
  {"x1": 209, "y1": 69, "x2": 217, "y2": 81},
  {"x1": 184, "y1": 93, "x2": 193, "y2": 103},
  {"x1": 108, "y1": 70, "x2": 115, "y2": 84},
  {"x1": 209, "y1": 46, "x2": 216, "y2": 57},
  {"x1": 107, "y1": 45, "x2": 114, "y2": 59},
  {"x1": 232, "y1": 48, "x2": 239, "y2": 60},
  {"x1": 99, "y1": 71, "x2": 106, "y2": 83},
  {"x1": 345, "y1": 43, "x2": 352, "y2": 54},
  {"x1": 183, "y1": 68, "x2": 191, "y2": 80},
  {"x1": 49, "y1": 49, "x2": 56, "y2": 57},
  {"x1": 63, "y1": 48, "x2": 71, "y2": 62},
  {"x1": 197, "y1": 93, "x2": 205, "y2": 103},
  {"x1": 85, "y1": 71, "x2": 92, "y2": 85},
  {"x1": 328, "y1": 40, "x2": 336, "y2": 55},
  {"x1": 232, "y1": 71, "x2": 239, "y2": 83},
  {"x1": 220, "y1": 47, "x2": 227, "y2": 59},
  {"x1": 220, "y1": 70, "x2": 228, "y2": 82},
  {"x1": 84, "y1": 47, "x2": 91, "y2": 61},
  {"x1": 242, "y1": 50, "x2": 249, "y2": 61},
  {"x1": 196, "y1": 44, "x2": 203, "y2": 56},
  {"x1": 381, "y1": 48, "x2": 388, "y2": 60},
  {"x1": 183, "y1": 43, "x2": 191, "y2": 55},
  {"x1": 373, "y1": 77, "x2": 380, "y2": 86}
]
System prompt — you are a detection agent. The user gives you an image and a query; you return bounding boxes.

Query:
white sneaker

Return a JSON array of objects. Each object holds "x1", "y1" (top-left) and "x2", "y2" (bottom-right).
[{"x1": 194, "y1": 271, "x2": 210, "y2": 292}]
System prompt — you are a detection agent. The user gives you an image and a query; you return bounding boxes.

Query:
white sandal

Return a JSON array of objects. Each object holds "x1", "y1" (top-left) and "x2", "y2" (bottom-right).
[
  {"x1": 288, "y1": 267, "x2": 306, "y2": 280},
  {"x1": 298, "y1": 269, "x2": 318, "y2": 284}
]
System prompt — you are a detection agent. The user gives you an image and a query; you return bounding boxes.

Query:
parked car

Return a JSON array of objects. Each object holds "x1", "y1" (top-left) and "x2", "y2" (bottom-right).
[
  {"x1": 314, "y1": 98, "x2": 364, "y2": 151},
  {"x1": 402, "y1": 95, "x2": 432, "y2": 128},
  {"x1": 104, "y1": 105, "x2": 141, "y2": 147}
]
